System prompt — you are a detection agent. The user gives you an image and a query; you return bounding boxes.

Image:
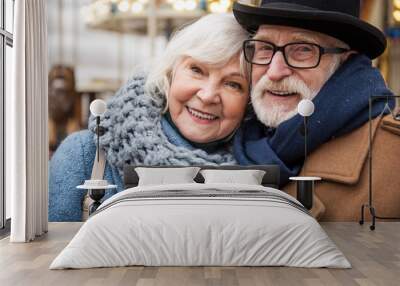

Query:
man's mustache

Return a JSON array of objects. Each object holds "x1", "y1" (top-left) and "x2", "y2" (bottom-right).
[{"x1": 252, "y1": 74, "x2": 315, "y2": 100}]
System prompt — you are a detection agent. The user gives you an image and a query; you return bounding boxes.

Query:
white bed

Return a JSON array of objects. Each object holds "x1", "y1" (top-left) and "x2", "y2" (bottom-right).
[{"x1": 50, "y1": 183, "x2": 351, "y2": 269}]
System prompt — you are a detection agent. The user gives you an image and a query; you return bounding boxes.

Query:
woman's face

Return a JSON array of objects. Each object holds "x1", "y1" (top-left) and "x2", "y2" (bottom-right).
[{"x1": 168, "y1": 56, "x2": 249, "y2": 143}]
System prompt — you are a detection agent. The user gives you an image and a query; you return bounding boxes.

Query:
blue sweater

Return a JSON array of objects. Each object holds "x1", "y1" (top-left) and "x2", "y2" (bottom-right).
[{"x1": 48, "y1": 129, "x2": 123, "y2": 222}]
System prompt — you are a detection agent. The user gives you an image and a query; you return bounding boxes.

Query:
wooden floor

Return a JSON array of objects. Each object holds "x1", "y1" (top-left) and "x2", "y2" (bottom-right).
[{"x1": 0, "y1": 222, "x2": 399, "y2": 286}]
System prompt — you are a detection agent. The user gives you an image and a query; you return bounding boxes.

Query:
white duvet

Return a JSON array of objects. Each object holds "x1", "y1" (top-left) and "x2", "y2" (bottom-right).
[{"x1": 50, "y1": 183, "x2": 350, "y2": 269}]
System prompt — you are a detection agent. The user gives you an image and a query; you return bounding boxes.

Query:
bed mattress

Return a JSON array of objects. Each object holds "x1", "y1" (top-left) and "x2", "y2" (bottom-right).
[{"x1": 50, "y1": 183, "x2": 350, "y2": 269}]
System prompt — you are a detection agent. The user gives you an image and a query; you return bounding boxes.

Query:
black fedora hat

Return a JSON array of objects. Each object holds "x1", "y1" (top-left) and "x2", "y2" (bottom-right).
[{"x1": 233, "y1": 0, "x2": 386, "y2": 59}]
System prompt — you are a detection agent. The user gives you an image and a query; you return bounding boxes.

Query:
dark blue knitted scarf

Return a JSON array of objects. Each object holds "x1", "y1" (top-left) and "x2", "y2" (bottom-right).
[{"x1": 234, "y1": 54, "x2": 395, "y2": 187}]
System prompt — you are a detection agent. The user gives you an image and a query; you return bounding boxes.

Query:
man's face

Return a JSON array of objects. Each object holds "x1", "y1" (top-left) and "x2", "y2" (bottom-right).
[{"x1": 251, "y1": 25, "x2": 347, "y2": 127}]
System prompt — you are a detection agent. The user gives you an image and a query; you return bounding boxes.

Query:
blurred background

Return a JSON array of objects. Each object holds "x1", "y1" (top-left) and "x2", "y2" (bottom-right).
[{"x1": 47, "y1": 0, "x2": 400, "y2": 156}]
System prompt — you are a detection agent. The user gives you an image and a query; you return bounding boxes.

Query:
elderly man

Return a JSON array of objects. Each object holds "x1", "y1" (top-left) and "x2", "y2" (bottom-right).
[{"x1": 233, "y1": 0, "x2": 400, "y2": 221}]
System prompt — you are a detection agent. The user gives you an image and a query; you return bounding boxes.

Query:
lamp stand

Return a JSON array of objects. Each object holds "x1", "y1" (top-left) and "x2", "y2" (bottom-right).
[
  {"x1": 88, "y1": 189, "x2": 105, "y2": 215},
  {"x1": 292, "y1": 116, "x2": 316, "y2": 210},
  {"x1": 359, "y1": 95, "x2": 400, "y2": 230},
  {"x1": 304, "y1": 116, "x2": 308, "y2": 164},
  {"x1": 359, "y1": 97, "x2": 376, "y2": 230},
  {"x1": 96, "y1": 116, "x2": 100, "y2": 162}
]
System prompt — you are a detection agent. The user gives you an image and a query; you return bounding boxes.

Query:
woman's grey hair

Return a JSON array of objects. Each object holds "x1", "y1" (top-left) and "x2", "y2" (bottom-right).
[{"x1": 145, "y1": 13, "x2": 251, "y2": 107}]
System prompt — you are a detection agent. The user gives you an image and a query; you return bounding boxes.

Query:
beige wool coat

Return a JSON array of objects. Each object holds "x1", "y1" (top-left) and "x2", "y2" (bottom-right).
[{"x1": 283, "y1": 114, "x2": 400, "y2": 221}]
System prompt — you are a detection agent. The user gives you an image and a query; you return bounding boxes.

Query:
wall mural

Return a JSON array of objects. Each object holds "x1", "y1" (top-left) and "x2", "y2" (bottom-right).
[{"x1": 48, "y1": 0, "x2": 400, "y2": 235}]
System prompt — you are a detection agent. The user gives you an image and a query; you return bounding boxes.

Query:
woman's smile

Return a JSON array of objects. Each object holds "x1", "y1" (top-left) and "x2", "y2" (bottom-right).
[{"x1": 186, "y1": 106, "x2": 219, "y2": 124}]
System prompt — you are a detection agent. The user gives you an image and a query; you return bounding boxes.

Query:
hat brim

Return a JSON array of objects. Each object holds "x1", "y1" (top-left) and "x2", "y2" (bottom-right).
[{"x1": 233, "y1": 2, "x2": 386, "y2": 59}]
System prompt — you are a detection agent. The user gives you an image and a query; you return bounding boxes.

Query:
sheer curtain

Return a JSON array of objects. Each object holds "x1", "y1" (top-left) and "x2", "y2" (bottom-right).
[{"x1": 6, "y1": 0, "x2": 48, "y2": 242}]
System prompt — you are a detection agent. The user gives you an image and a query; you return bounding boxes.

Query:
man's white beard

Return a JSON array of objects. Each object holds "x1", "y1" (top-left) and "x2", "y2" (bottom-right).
[
  {"x1": 251, "y1": 75, "x2": 317, "y2": 128},
  {"x1": 251, "y1": 58, "x2": 341, "y2": 128}
]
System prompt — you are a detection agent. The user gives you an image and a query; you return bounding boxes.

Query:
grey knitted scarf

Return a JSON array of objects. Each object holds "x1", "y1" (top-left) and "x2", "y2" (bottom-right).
[{"x1": 88, "y1": 76, "x2": 236, "y2": 177}]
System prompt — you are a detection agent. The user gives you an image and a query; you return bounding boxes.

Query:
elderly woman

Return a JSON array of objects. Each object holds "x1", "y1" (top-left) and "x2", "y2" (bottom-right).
[{"x1": 49, "y1": 13, "x2": 250, "y2": 221}]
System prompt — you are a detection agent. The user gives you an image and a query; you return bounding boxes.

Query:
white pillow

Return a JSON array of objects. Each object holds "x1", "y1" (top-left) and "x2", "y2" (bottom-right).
[
  {"x1": 200, "y1": 169, "x2": 266, "y2": 185},
  {"x1": 135, "y1": 167, "x2": 200, "y2": 186}
]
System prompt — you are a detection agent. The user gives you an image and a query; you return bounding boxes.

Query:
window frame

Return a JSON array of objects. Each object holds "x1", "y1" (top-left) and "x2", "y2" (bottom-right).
[{"x1": 0, "y1": 0, "x2": 14, "y2": 234}]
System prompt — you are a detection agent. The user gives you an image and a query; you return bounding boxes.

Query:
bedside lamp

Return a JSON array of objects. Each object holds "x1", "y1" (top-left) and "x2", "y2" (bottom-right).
[
  {"x1": 90, "y1": 99, "x2": 107, "y2": 162},
  {"x1": 77, "y1": 99, "x2": 116, "y2": 215},
  {"x1": 289, "y1": 99, "x2": 321, "y2": 210}
]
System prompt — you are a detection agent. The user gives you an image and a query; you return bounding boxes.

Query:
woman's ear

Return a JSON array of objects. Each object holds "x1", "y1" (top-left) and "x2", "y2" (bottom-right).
[
  {"x1": 162, "y1": 58, "x2": 182, "y2": 114},
  {"x1": 161, "y1": 74, "x2": 172, "y2": 114}
]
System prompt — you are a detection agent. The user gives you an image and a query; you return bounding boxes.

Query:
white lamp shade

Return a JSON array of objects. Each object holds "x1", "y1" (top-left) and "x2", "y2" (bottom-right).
[
  {"x1": 297, "y1": 99, "x2": 315, "y2": 117},
  {"x1": 90, "y1": 99, "x2": 107, "y2": 117}
]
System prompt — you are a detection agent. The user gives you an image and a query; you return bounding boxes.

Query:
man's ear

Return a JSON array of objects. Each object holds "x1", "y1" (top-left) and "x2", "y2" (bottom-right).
[{"x1": 341, "y1": 50, "x2": 358, "y2": 63}]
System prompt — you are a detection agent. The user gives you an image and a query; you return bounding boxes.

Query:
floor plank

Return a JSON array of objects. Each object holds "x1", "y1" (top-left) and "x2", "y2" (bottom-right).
[{"x1": 0, "y1": 222, "x2": 399, "y2": 286}]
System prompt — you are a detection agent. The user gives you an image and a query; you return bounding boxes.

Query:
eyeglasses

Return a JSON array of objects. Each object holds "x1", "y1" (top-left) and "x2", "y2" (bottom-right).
[{"x1": 243, "y1": 39, "x2": 350, "y2": 69}]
